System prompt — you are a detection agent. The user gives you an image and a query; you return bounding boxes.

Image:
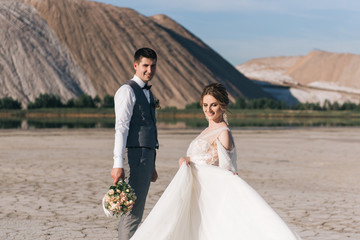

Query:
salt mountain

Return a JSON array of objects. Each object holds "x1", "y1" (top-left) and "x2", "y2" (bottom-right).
[
  {"x1": 237, "y1": 50, "x2": 360, "y2": 105},
  {"x1": 0, "y1": 0, "x2": 96, "y2": 106},
  {"x1": 1, "y1": 0, "x2": 268, "y2": 108}
]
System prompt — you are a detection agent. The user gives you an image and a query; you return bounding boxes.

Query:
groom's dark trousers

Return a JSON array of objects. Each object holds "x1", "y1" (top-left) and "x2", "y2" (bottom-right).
[{"x1": 118, "y1": 147, "x2": 155, "y2": 240}]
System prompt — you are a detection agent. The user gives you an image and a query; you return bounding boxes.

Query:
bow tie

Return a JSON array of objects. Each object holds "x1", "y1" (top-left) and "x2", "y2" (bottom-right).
[{"x1": 142, "y1": 84, "x2": 152, "y2": 90}]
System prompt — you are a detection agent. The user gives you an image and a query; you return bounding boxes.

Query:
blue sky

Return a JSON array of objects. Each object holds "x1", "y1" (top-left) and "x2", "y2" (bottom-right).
[{"x1": 94, "y1": 0, "x2": 360, "y2": 65}]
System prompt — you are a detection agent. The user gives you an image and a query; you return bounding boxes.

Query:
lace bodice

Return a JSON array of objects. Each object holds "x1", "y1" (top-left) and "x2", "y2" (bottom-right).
[{"x1": 186, "y1": 127, "x2": 238, "y2": 173}]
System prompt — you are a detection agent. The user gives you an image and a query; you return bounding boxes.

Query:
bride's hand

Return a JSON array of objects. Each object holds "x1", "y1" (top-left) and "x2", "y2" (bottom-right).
[{"x1": 178, "y1": 157, "x2": 190, "y2": 167}]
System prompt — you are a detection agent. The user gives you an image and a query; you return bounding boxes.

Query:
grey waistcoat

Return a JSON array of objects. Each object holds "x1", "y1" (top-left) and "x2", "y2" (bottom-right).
[{"x1": 126, "y1": 80, "x2": 158, "y2": 149}]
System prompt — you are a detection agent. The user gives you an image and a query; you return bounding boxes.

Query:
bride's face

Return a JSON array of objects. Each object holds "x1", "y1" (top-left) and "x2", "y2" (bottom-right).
[{"x1": 202, "y1": 94, "x2": 223, "y2": 123}]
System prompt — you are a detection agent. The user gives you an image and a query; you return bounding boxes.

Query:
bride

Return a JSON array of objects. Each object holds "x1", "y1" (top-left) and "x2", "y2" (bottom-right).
[{"x1": 130, "y1": 83, "x2": 301, "y2": 240}]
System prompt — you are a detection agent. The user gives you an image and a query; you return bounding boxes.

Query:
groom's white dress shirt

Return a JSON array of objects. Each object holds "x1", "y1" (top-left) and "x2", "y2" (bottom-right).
[{"x1": 113, "y1": 75, "x2": 151, "y2": 168}]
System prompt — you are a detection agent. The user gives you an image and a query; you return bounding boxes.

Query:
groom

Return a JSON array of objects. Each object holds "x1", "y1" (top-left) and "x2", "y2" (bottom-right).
[{"x1": 111, "y1": 47, "x2": 159, "y2": 240}]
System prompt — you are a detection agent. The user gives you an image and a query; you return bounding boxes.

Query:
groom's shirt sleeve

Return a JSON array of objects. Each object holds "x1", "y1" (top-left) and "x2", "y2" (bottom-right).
[{"x1": 113, "y1": 85, "x2": 136, "y2": 168}]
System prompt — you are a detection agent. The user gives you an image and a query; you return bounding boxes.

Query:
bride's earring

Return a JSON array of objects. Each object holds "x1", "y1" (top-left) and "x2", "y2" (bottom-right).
[
  {"x1": 205, "y1": 115, "x2": 209, "y2": 121},
  {"x1": 223, "y1": 112, "x2": 229, "y2": 125}
]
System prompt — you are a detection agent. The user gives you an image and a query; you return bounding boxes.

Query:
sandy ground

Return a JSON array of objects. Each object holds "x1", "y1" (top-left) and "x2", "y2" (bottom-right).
[{"x1": 1, "y1": 127, "x2": 360, "y2": 240}]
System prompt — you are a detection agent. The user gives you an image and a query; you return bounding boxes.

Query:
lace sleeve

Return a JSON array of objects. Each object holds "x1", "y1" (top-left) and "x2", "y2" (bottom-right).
[{"x1": 216, "y1": 138, "x2": 238, "y2": 173}]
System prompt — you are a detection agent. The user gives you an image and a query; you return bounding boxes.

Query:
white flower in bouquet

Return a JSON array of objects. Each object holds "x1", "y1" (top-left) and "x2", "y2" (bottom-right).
[{"x1": 102, "y1": 180, "x2": 136, "y2": 217}]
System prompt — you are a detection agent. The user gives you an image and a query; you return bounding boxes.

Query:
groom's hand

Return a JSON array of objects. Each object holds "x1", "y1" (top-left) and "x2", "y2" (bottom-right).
[
  {"x1": 111, "y1": 168, "x2": 125, "y2": 185},
  {"x1": 151, "y1": 168, "x2": 158, "y2": 182}
]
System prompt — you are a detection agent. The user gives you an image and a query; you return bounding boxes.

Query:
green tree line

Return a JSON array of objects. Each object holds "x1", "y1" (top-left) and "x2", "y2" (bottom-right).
[
  {"x1": 2, "y1": 94, "x2": 360, "y2": 111},
  {"x1": 0, "y1": 94, "x2": 114, "y2": 110},
  {"x1": 185, "y1": 97, "x2": 360, "y2": 111}
]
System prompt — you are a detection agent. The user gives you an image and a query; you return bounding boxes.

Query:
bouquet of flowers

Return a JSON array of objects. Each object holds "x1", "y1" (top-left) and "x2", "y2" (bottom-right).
[{"x1": 102, "y1": 180, "x2": 137, "y2": 217}]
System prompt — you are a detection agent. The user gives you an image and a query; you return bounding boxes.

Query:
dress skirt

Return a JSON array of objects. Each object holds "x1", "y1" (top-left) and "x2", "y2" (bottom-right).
[{"x1": 130, "y1": 163, "x2": 301, "y2": 240}]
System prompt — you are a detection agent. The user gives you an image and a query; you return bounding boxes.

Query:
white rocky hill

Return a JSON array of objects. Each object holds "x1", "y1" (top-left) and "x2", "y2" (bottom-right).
[
  {"x1": 236, "y1": 51, "x2": 360, "y2": 105},
  {"x1": 0, "y1": 0, "x2": 96, "y2": 107}
]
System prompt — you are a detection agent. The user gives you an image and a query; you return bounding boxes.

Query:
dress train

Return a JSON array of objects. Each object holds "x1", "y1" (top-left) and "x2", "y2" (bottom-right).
[{"x1": 131, "y1": 163, "x2": 301, "y2": 240}]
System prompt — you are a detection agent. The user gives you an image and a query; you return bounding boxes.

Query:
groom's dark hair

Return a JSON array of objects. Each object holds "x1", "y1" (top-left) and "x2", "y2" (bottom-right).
[{"x1": 134, "y1": 48, "x2": 157, "y2": 63}]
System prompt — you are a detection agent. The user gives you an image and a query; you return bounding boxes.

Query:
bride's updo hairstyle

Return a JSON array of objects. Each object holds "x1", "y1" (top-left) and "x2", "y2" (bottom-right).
[{"x1": 200, "y1": 83, "x2": 230, "y2": 110}]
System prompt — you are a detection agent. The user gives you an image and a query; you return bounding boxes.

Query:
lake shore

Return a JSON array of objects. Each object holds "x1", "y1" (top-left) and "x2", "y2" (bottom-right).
[{"x1": 1, "y1": 128, "x2": 359, "y2": 239}]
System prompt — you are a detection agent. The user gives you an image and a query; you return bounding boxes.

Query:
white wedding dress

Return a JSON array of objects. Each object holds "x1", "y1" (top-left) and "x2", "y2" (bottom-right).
[{"x1": 130, "y1": 127, "x2": 301, "y2": 240}]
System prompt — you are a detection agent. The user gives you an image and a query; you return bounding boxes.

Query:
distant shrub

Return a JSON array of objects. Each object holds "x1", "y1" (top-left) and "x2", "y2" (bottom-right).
[
  {"x1": 341, "y1": 102, "x2": 359, "y2": 111},
  {"x1": 93, "y1": 95, "x2": 101, "y2": 107},
  {"x1": 102, "y1": 95, "x2": 114, "y2": 108},
  {"x1": 160, "y1": 106, "x2": 178, "y2": 112},
  {"x1": 231, "y1": 97, "x2": 246, "y2": 109},
  {"x1": 185, "y1": 102, "x2": 201, "y2": 109},
  {"x1": 0, "y1": 97, "x2": 22, "y2": 109},
  {"x1": 28, "y1": 94, "x2": 64, "y2": 109},
  {"x1": 293, "y1": 102, "x2": 322, "y2": 111},
  {"x1": 65, "y1": 98, "x2": 75, "y2": 108},
  {"x1": 230, "y1": 97, "x2": 287, "y2": 110},
  {"x1": 74, "y1": 94, "x2": 96, "y2": 108}
]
